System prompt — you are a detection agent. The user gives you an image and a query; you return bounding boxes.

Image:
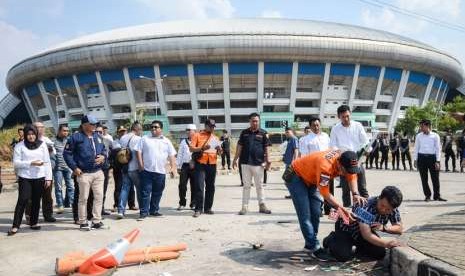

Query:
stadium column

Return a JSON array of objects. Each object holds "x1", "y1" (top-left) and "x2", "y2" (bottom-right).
[
  {"x1": 348, "y1": 64, "x2": 360, "y2": 109},
  {"x1": 434, "y1": 80, "x2": 443, "y2": 102},
  {"x1": 222, "y1": 62, "x2": 232, "y2": 132},
  {"x1": 318, "y1": 63, "x2": 331, "y2": 123},
  {"x1": 154, "y1": 65, "x2": 168, "y2": 116},
  {"x1": 21, "y1": 89, "x2": 38, "y2": 122},
  {"x1": 38, "y1": 81, "x2": 58, "y2": 132},
  {"x1": 289, "y1": 61, "x2": 298, "y2": 112},
  {"x1": 54, "y1": 79, "x2": 70, "y2": 122},
  {"x1": 257, "y1": 62, "x2": 264, "y2": 113},
  {"x1": 122, "y1": 67, "x2": 137, "y2": 119},
  {"x1": 388, "y1": 70, "x2": 409, "y2": 132},
  {"x1": 187, "y1": 64, "x2": 200, "y2": 127},
  {"x1": 95, "y1": 71, "x2": 115, "y2": 131},
  {"x1": 371, "y1": 67, "x2": 386, "y2": 113},
  {"x1": 439, "y1": 85, "x2": 449, "y2": 105},
  {"x1": 72, "y1": 75, "x2": 89, "y2": 114},
  {"x1": 421, "y1": 76, "x2": 435, "y2": 107}
]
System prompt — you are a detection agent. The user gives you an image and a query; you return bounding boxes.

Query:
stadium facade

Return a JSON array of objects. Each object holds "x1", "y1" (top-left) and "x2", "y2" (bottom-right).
[{"x1": 3, "y1": 18, "x2": 463, "y2": 135}]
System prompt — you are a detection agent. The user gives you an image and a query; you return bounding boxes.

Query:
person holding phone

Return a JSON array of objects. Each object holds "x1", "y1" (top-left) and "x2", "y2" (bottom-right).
[{"x1": 9, "y1": 124, "x2": 52, "y2": 235}]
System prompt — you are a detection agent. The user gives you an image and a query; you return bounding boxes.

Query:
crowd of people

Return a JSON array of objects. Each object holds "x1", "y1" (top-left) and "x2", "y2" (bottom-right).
[{"x1": 5, "y1": 105, "x2": 464, "y2": 263}]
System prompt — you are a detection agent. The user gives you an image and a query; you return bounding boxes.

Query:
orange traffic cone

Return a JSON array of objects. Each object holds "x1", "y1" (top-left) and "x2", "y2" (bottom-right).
[{"x1": 78, "y1": 228, "x2": 140, "y2": 275}]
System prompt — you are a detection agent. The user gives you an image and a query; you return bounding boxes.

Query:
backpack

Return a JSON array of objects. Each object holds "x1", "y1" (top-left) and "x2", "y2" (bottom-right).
[{"x1": 115, "y1": 136, "x2": 134, "y2": 165}]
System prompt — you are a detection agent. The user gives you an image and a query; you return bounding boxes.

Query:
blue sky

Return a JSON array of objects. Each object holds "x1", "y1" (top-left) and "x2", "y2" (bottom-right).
[{"x1": 1, "y1": 0, "x2": 464, "y2": 98}]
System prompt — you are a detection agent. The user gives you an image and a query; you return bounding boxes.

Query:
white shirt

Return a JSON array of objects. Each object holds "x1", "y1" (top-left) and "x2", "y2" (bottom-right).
[
  {"x1": 13, "y1": 141, "x2": 53, "y2": 181},
  {"x1": 413, "y1": 132, "x2": 441, "y2": 161},
  {"x1": 119, "y1": 132, "x2": 142, "y2": 172},
  {"x1": 41, "y1": 136, "x2": 56, "y2": 155},
  {"x1": 299, "y1": 132, "x2": 330, "y2": 156},
  {"x1": 176, "y1": 138, "x2": 192, "y2": 169},
  {"x1": 135, "y1": 135, "x2": 176, "y2": 174},
  {"x1": 330, "y1": 121, "x2": 369, "y2": 152}
]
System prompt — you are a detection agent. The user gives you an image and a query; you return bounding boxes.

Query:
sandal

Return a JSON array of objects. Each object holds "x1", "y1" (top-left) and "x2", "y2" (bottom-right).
[
  {"x1": 30, "y1": 225, "x2": 41, "y2": 230},
  {"x1": 7, "y1": 228, "x2": 18, "y2": 236}
]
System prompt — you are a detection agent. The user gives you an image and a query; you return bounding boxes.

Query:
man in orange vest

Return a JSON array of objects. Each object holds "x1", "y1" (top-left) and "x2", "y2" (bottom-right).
[{"x1": 283, "y1": 149, "x2": 367, "y2": 261}]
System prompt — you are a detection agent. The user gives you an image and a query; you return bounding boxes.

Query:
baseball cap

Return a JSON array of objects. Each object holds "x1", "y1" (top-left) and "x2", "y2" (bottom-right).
[
  {"x1": 340, "y1": 151, "x2": 360, "y2": 174},
  {"x1": 81, "y1": 115, "x2": 98, "y2": 125},
  {"x1": 186, "y1": 124, "x2": 197, "y2": 130},
  {"x1": 205, "y1": 118, "x2": 216, "y2": 128}
]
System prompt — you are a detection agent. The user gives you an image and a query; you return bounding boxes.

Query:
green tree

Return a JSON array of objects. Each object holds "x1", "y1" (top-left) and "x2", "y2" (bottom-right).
[{"x1": 395, "y1": 101, "x2": 439, "y2": 136}]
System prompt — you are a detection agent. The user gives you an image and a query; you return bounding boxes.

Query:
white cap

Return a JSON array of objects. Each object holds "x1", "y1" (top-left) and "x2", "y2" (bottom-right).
[{"x1": 186, "y1": 124, "x2": 197, "y2": 130}]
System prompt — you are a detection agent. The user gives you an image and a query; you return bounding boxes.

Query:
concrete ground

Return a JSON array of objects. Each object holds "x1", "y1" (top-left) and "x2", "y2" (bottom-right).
[{"x1": 0, "y1": 168, "x2": 464, "y2": 276}]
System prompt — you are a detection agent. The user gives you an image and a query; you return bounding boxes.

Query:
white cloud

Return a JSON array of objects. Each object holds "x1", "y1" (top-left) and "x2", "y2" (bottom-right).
[
  {"x1": 396, "y1": 0, "x2": 461, "y2": 19},
  {"x1": 136, "y1": 0, "x2": 235, "y2": 20},
  {"x1": 260, "y1": 10, "x2": 282, "y2": 18},
  {"x1": 0, "y1": 20, "x2": 64, "y2": 98}
]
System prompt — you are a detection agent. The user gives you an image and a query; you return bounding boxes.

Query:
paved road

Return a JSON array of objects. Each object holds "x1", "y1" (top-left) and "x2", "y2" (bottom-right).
[{"x1": 0, "y1": 169, "x2": 464, "y2": 275}]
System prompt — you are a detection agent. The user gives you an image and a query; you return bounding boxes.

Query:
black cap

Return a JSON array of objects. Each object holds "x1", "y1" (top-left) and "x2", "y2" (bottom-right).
[
  {"x1": 419, "y1": 119, "x2": 431, "y2": 126},
  {"x1": 81, "y1": 115, "x2": 98, "y2": 125},
  {"x1": 205, "y1": 118, "x2": 216, "y2": 127},
  {"x1": 340, "y1": 151, "x2": 360, "y2": 174}
]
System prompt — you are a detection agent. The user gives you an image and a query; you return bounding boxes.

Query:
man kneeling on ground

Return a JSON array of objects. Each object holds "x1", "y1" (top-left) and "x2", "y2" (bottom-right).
[{"x1": 323, "y1": 186, "x2": 403, "y2": 261}]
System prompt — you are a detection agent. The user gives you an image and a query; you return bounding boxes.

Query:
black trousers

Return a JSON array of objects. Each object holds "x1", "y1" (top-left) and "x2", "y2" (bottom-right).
[
  {"x1": 379, "y1": 149, "x2": 388, "y2": 169},
  {"x1": 401, "y1": 150, "x2": 412, "y2": 170},
  {"x1": 178, "y1": 163, "x2": 196, "y2": 207},
  {"x1": 391, "y1": 150, "x2": 400, "y2": 170},
  {"x1": 25, "y1": 179, "x2": 53, "y2": 220},
  {"x1": 13, "y1": 177, "x2": 45, "y2": 228},
  {"x1": 221, "y1": 150, "x2": 231, "y2": 169},
  {"x1": 369, "y1": 151, "x2": 379, "y2": 169},
  {"x1": 417, "y1": 154, "x2": 441, "y2": 199},
  {"x1": 194, "y1": 163, "x2": 216, "y2": 212},
  {"x1": 323, "y1": 179, "x2": 335, "y2": 214},
  {"x1": 72, "y1": 176, "x2": 93, "y2": 222},
  {"x1": 341, "y1": 166, "x2": 369, "y2": 207},
  {"x1": 263, "y1": 169, "x2": 268, "y2": 184},
  {"x1": 239, "y1": 164, "x2": 244, "y2": 186},
  {"x1": 445, "y1": 148, "x2": 456, "y2": 171},
  {"x1": 325, "y1": 229, "x2": 386, "y2": 262}
]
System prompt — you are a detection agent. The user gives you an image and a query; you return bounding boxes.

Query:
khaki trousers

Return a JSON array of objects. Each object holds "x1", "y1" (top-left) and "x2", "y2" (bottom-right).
[
  {"x1": 241, "y1": 164, "x2": 265, "y2": 207},
  {"x1": 77, "y1": 170, "x2": 104, "y2": 224}
]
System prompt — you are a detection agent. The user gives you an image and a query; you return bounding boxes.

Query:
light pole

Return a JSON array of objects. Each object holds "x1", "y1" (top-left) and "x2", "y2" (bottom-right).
[{"x1": 139, "y1": 75, "x2": 167, "y2": 119}]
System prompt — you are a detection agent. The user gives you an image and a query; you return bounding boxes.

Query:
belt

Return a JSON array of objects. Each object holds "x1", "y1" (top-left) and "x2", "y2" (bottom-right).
[{"x1": 418, "y1": 153, "x2": 435, "y2": 156}]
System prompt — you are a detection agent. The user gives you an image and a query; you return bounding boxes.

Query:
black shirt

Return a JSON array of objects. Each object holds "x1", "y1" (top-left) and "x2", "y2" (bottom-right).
[
  {"x1": 238, "y1": 128, "x2": 271, "y2": 166},
  {"x1": 220, "y1": 135, "x2": 230, "y2": 151}
]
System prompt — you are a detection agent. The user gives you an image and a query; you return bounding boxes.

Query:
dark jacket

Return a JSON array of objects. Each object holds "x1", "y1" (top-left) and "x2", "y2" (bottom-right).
[
  {"x1": 63, "y1": 131, "x2": 107, "y2": 173},
  {"x1": 238, "y1": 128, "x2": 271, "y2": 166}
]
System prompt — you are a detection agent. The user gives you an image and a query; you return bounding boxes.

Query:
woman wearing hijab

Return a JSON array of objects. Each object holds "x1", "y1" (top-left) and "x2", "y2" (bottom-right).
[{"x1": 8, "y1": 124, "x2": 52, "y2": 235}]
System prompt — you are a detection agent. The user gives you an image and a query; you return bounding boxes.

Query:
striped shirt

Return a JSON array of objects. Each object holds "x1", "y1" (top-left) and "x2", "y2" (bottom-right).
[{"x1": 336, "y1": 197, "x2": 401, "y2": 240}]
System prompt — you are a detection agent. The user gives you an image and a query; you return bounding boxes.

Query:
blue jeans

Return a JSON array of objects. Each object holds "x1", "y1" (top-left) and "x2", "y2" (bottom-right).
[
  {"x1": 118, "y1": 171, "x2": 141, "y2": 214},
  {"x1": 54, "y1": 168, "x2": 74, "y2": 208},
  {"x1": 286, "y1": 175, "x2": 323, "y2": 251},
  {"x1": 139, "y1": 170, "x2": 166, "y2": 216}
]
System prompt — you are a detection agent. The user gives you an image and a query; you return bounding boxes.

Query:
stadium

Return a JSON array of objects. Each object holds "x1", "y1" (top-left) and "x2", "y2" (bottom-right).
[{"x1": 2, "y1": 18, "x2": 463, "y2": 136}]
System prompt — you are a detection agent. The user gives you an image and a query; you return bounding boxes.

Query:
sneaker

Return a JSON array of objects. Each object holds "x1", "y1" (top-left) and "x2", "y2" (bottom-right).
[
  {"x1": 193, "y1": 211, "x2": 201, "y2": 218},
  {"x1": 116, "y1": 213, "x2": 124, "y2": 220},
  {"x1": 177, "y1": 205, "x2": 184, "y2": 211},
  {"x1": 189, "y1": 203, "x2": 195, "y2": 210},
  {"x1": 91, "y1": 222, "x2": 105, "y2": 229},
  {"x1": 204, "y1": 210, "x2": 214, "y2": 215},
  {"x1": 435, "y1": 197, "x2": 447, "y2": 202},
  {"x1": 101, "y1": 210, "x2": 111, "y2": 216},
  {"x1": 238, "y1": 207, "x2": 248, "y2": 215},
  {"x1": 311, "y1": 248, "x2": 336, "y2": 262},
  {"x1": 137, "y1": 216, "x2": 147, "y2": 221},
  {"x1": 259, "y1": 203, "x2": 271, "y2": 214},
  {"x1": 424, "y1": 197, "x2": 431, "y2": 202},
  {"x1": 129, "y1": 206, "x2": 139, "y2": 211},
  {"x1": 44, "y1": 217, "x2": 57, "y2": 223},
  {"x1": 150, "y1": 212, "x2": 163, "y2": 217},
  {"x1": 79, "y1": 223, "x2": 91, "y2": 231},
  {"x1": 56, "y1": 207, "x2": 64, "y2": 214}
]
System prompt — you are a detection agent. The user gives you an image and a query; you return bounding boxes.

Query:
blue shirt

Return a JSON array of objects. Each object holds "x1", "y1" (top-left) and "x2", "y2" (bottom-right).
[
  {"x1": 283, "y1": 136, "x2": 298, "y2": 165},
  {"x1": 63, "y1": 131, "x2": 107, "y2": 173}
]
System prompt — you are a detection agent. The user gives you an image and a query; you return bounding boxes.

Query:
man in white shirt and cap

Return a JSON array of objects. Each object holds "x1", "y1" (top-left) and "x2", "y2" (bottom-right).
[
  {"x1": 176, "y1": 124, "x2": 197, "y2": 210},
  {"x1": 329, "y1": 105, "x2": 370, "y2": 207},
  {"x1": 413, "y1": 119, "x2": 446, "y2": 202}
]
